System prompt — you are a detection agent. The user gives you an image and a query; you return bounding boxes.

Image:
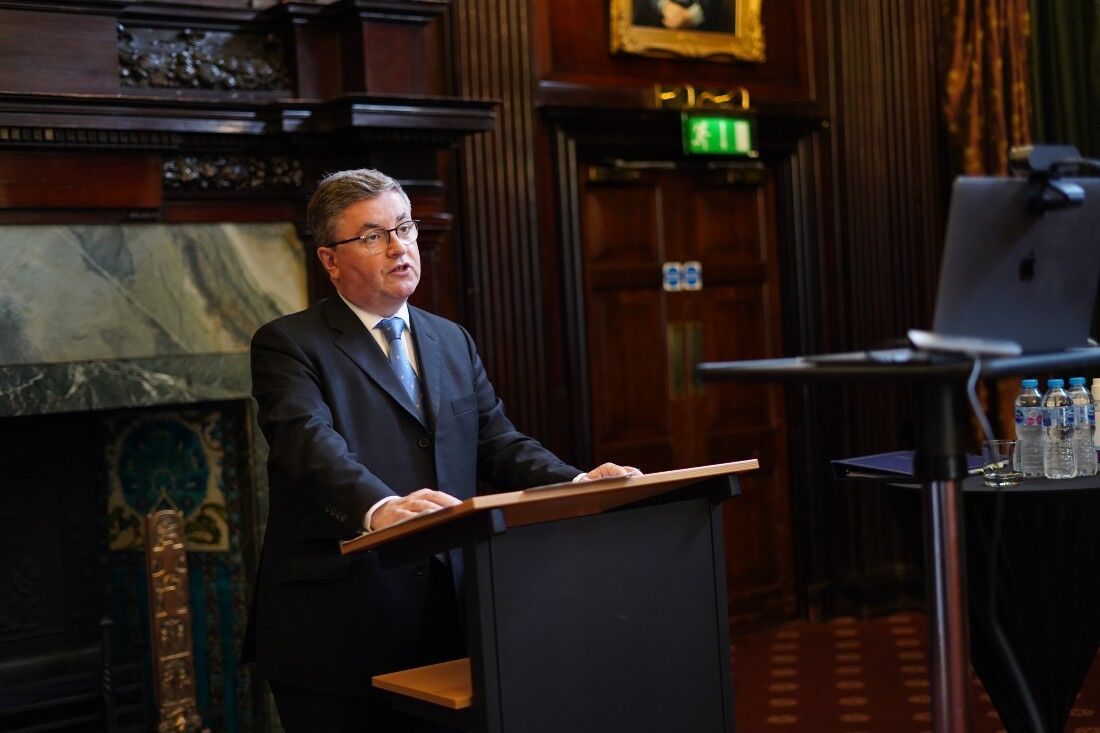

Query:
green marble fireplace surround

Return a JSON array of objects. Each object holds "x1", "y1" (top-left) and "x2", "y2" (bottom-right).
[
  {"x1": 0, "y1": 222, "x2": 307, "y2": 416},
  {"x1": 0, "y1": 222, "x2": 307, "y2": 731}
]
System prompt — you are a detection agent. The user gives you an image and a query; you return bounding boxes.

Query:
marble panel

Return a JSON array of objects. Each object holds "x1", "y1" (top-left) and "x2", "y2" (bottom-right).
[
  {"x1": 0, "y1": 354, "x2": 252, "y2": 418},
  {"x1": 0, "y1": 223, "x2": 307, "y2": 366}
]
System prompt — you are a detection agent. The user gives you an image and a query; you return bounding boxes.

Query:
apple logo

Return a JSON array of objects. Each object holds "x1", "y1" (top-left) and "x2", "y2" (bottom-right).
[{"x1": 1019, "y1": 251, "x2": 1036, "y2": 282}]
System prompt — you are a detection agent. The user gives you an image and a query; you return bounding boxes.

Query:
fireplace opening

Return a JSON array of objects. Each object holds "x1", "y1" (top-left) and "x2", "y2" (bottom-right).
[{"x1": 0, "y1": 400, "x2": 263, "y2": 732}]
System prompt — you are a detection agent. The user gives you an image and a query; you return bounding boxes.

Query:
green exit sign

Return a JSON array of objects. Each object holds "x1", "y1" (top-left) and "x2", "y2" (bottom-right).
[{"x1": 682, "y1": 114, "x2": 757, "y2": 156}]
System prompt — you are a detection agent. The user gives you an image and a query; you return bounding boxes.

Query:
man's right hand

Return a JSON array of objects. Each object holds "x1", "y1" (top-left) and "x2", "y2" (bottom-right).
[{"x1": 370, "y1": 488, "x2": 462, "y2": 530}]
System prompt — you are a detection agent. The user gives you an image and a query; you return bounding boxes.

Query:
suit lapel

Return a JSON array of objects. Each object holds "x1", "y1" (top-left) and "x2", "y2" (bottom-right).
[
  {"x1": 409, "y1": 306, "x2": 442, "y2": 428},
  {"x1": 325, "y1": 298, "x2": 426, "y2": 427}
]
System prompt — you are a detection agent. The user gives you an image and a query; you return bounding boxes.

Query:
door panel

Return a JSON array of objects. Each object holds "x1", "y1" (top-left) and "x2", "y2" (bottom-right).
[
  {"x1": 585, "y1": 288, "x2": 675, "y2": 470},
  {"x1": 581, "y1": 175, "x2": 675, "y2": 470},
  {"x1": 581, "y1": 179, "x2": 665, "y2": 266},
  {"x1": 688, "y1": 181, "x2": 773, "y2": 263},
  {"x1": 577, "y1": 164, "x2": 794, "y2": 631}
]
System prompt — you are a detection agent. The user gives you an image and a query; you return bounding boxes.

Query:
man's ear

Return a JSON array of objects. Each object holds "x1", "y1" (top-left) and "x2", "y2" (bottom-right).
[{"x1": 316, "y1": 246, "x2": 338, "y2": 279}]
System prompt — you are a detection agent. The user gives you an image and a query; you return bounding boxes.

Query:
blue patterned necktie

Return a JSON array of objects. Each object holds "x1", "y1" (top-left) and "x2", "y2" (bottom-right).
[{"x1": 377, "y1": 317, "x2": 424, "y2": 420}]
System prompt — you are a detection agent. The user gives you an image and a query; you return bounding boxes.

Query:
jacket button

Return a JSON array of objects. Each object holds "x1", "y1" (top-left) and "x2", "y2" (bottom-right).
[
  {"x1": 415, "y1": 562, "x2": 428, "y2": 576},
  {"x1": 418, "y1": 437, "x2": 430, "y2": 448}
]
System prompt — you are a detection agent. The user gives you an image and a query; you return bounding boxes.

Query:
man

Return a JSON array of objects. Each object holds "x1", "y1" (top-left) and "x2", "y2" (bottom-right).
[{"x1": 245, "y1": 168, "x2": 637, "y2": 731}]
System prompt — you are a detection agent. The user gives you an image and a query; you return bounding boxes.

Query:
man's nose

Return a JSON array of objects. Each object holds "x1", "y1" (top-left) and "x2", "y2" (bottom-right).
[{"x1": 386, "y1": 235, "x2": 409, "y2": 255}]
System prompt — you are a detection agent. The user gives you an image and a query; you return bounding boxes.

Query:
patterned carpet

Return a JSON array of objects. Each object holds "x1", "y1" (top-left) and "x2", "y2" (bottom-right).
[{"x1": 731, "y1": 614, "x2": 1100, "y2": 732}]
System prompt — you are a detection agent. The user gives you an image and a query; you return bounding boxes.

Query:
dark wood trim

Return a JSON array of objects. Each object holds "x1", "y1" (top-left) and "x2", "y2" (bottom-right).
[
  {"x1": 551, "y1": 127, "x2": 593, "y2": 466},
  {"x1": 0, "y1": 92, "x2": 495, "y2": 142},
  {"x1": 536, "y1": 80, "x2": 829, "y2": 122}
]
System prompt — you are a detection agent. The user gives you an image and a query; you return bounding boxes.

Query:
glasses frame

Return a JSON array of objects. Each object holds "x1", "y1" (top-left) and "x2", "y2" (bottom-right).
[{"x1": 325, "y1": 220, "x2": 420, "y2": 253}]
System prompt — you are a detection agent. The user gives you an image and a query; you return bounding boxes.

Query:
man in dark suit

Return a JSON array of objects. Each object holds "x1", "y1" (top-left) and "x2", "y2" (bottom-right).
[{"x1": 245, "y1": 168, "x2": 637, "y2": 731}]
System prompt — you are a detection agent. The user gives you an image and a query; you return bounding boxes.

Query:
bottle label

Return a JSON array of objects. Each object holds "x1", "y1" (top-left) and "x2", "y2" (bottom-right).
[
  {"x1": 1043, "y1": 406, "x2": 1072, "y2": 427},
  {"x1": 1016, "y1": 406, "x2": 1042, "y2": 426}
]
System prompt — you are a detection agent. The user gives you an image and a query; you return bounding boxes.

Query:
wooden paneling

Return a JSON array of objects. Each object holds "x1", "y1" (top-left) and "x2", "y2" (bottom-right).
[
  {"x1": 0, "y1": 8, "x2": 120, "y2": 95},
  {"x1": 531, "y1": 0, "x2": 950, "y2": 624},
  {"x1": 450, "y1": 0, "x2": 555, "y2": 440},
  {"x1": 0, "y1": 152, "x2": 161, "y2": 209},
  {"x1": 830, "y1": 0, "x2": 944, "y2": 349},
  {"x1": 533, "y1": 0, "x2": 816, "y2": 105},
  {"x1": 794, "y1": 0, "x2": 947, "y2": 616},
  {"x1": 363, "y1": 18, "x2": 446, "y2": 95}
]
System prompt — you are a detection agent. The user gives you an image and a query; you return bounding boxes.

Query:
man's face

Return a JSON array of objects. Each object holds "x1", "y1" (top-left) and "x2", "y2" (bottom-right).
[{"x1": 316, "y1": 190, "x2": 421, "y2": 316}]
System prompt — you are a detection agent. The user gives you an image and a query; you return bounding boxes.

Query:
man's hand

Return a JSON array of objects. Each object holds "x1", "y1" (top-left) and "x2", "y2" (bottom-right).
[
  {"x1": 660, "y1": 0, "x2": 695, "y2": 29},
  {"x1": 370, "y1": 488, "x2": 462, "y2": 530},
  {"x1": 580, "y1": 462, "x2": 642, "y2": 481}
]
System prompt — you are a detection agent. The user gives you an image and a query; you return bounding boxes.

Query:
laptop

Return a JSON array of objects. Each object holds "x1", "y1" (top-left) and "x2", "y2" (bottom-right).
[{"x1": 806, "y1": 176, "x2": 1100, "y2": 364}]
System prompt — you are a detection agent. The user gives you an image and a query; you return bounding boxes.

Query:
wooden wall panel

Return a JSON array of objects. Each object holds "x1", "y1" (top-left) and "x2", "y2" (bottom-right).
[
  {"x1": 451, "y1": 0, "x2": 556, "y2": 441},
  {"x1": 0, "y1": 9, "x2": 119, "y2": 95},
  {"x1": 363, "y1": 19, "x2": 446, "y2": 95},
  {"x1": 830, "y1": 0, "x2": 944, "y2": 349},
  {"x1": 524, "y1": 0, "x2": 949, "y2": 621},
  {"x1": 0, "y1": 152, "x2": 161, "y2": 209},
  {"x1": 533, "y1": 0, "x2": 815, "y2": 105},
  {"x1": 797, "y1": 0, "x2": 947, "y2": 615}
]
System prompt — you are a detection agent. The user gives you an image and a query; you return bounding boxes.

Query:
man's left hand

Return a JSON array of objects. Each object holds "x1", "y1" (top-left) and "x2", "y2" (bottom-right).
[{"x1": 581, "y1": 462, "x2": 642, "y2": 480}]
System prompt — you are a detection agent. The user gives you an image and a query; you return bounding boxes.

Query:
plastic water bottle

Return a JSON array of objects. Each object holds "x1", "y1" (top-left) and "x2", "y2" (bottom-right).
[
  {"x1": 1068, "y1": 377, "x2": 1097, "y2": 476},
  {"x1": 1093, "y1": 378, "x2": 1100, "y2": 452},
  {"x1": 1042, "y1": 378, "x2": 1077, "y2": 479},
  {"x1": 1013, "y1": 378, "x2": 1044, "y2": 477}
]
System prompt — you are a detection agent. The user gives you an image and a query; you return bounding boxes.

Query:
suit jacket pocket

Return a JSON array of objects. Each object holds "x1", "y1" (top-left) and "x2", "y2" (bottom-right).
[
  {"x1": 297, "y1": 513, "x2": 358, "y2": 541},
  {"x1": 276, "y1": 554, "x2": 350, "y2": 584},
  {"x1": 451, "y1": 392, "x2": 477, "y2": 415}
]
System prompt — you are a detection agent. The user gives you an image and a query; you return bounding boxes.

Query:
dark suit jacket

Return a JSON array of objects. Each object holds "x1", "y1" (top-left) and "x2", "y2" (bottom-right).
[{"x1": 244, "y1": 297, "x2": 580, "y2": 697}]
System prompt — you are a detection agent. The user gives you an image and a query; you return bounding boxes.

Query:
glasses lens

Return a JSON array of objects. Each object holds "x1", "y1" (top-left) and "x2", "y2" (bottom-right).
[
  {"x1": 356, "y1": 221, "x2": 419, "y2": 254},
  {"x1": 362, "y1": 231, "x2": 388, "y2": 253},
  {"x1": 396, "y1": 221, "x2": 418, "y2": 240}
]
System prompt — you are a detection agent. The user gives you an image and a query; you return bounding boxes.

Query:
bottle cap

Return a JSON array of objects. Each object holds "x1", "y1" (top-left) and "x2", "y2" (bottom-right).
[
  {"x1": 1070, "y1": 377, "x2": 1087, "y2": 386},
  {"x1": 1048, "y1": 378, "x2": 1065, "y2": 388},
  {"x1": 1022, "y1": 378, "x2": 1039, "y2": 388}
]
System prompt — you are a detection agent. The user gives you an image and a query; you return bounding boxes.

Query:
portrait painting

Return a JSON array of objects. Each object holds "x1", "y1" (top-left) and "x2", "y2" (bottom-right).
[{"x1": 611, "y1": 0, "x2": 764, "y2": 62}]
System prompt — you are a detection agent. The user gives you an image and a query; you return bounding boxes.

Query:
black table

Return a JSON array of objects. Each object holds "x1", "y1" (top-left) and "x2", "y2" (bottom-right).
[
  {"x1": 698, "y1": 348, "x2": 1100, "y2": 733},
  {"x1": 886, "y1": 475, "x2": 1100, "y2": 733}
]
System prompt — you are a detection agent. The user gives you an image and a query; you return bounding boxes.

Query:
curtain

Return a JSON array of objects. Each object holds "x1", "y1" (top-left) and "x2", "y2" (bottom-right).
[
  {"x1": 943, "y1": 0, "x2": 1033, "y2": 175},
  {"x1": 1029, "y1": 0, "x2": 1100, "y2": 155}
]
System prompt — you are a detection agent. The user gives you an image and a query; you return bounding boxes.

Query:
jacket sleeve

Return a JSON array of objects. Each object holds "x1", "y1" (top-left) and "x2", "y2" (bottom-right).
[
  {"x1": 460, "y1": 326, "x2": 582, "y2": 490},
  {"x1": 251, "y1": 321, "x2": 395, "y2": 531}
]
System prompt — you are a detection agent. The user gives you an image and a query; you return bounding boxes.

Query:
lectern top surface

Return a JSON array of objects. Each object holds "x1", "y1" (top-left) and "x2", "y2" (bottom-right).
[{"x1": 339, "y1": 459, "x2": 758, "y2": 555}]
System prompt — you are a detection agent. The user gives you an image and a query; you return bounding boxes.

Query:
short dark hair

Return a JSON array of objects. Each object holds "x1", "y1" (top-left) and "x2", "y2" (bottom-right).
[{"x1": 307, "y1": 169, "x2": 411, "y2": 247}]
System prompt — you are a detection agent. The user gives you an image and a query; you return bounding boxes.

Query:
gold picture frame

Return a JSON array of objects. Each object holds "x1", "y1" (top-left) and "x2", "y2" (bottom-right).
[{"x1": 610, "y1": 0, "x2": 765, "y2": 63}]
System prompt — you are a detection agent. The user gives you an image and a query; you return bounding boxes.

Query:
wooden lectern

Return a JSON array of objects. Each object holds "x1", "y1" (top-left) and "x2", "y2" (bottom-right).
[{"x1": 339, "y1": 460, "x2": 757, "y2": 733}]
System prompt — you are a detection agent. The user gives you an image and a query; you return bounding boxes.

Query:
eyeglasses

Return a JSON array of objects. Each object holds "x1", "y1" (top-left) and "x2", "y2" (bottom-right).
[{"x1": 326, "y1": 220, "x2": 420, "y2": 254}]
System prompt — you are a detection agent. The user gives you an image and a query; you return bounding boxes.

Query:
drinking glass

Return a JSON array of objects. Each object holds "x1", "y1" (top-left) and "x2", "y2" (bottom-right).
[{"x1": 983, "y1": 439, "x2": 1024, "y2": 487}]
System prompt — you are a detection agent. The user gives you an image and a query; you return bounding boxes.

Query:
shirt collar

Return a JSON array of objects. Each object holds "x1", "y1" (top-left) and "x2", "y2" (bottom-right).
[{"x1": 337, "y1": 292, "x2": 411, "y2": 334}]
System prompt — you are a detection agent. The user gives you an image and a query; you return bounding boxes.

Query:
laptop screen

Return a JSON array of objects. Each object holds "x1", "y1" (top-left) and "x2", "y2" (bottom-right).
[{"x1": 932, "y1": 177, "x2": 1100, "y2": 353}]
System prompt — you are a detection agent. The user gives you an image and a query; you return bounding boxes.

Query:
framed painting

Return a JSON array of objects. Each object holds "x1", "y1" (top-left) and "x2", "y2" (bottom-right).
[{"x1": 610, "y1": 0, "x2": 765, "y2": 62}]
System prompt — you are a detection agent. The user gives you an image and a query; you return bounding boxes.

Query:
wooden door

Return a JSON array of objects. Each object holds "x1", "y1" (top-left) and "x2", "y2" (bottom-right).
[{"x1": 579, "y1": 164, "x2": 794, "y2": 630}]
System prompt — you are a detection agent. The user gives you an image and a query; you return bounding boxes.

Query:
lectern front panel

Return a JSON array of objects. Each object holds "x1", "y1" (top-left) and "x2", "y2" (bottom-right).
[{"x1": 475, "y1": 496, "x2": 733, "y2": 732}]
